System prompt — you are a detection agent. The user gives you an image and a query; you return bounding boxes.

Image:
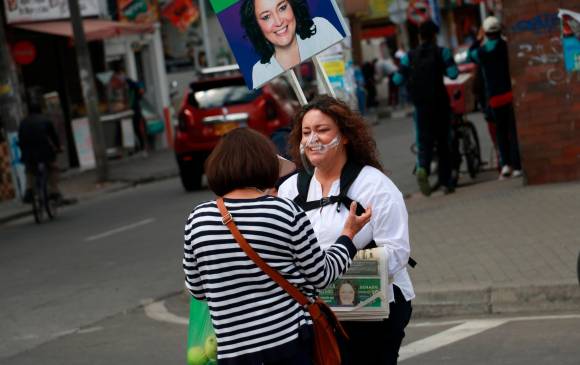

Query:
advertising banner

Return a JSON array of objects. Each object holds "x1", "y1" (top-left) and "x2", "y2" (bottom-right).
[
  {"x1": 558, "y1": 9, "x2": 580, "y2": 73},
  {"x1": 208, "y1": 0, "x2": 350, "y2": 89},
  {"x1": 3, "y1": 0, "x2": 99, "y2": 24},
  {"x1": 117, "y1": 0, "x2": 159, "y2": 24}
]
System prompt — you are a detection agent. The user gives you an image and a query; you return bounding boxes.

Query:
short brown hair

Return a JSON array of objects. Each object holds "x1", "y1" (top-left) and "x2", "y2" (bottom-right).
[
  {"x1": 205, "y1": 128, "x2": 279, "y2": 196},
  {"x1": 288, "y1": 95, "x2": 383, "y2": 172}
]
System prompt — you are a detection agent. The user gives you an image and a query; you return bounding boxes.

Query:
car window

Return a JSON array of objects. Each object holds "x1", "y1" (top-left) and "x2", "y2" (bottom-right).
[{"x1": 193, "y1": 86, "x2": 261, "y2": 109}]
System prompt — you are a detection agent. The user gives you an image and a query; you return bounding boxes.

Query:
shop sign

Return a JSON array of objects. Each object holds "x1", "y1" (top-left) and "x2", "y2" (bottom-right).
[
  {"x1": 118, "y1": 0, "x2": 159, "y2": 23},
  {"x1": 388, "y1": 0, "x2": 408, "y2": 25},
  {"x1": 11, "y1": 41, "x2": 36, "y2": 65},
  {"x1": 368, "y1": 0, "x2": 389, "y2": 19},
  {"x1": 3, "y1": 0, "x2": 99, "y2": 24},
  {"x1": 407, "y1": 0, "x2": 430, "y2": 26},
  {"x1": 161, "y1": 0, "x2": 199, "y2": 32}
]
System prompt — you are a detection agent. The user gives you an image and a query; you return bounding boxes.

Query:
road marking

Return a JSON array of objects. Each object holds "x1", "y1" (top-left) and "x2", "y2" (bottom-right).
[
  {"x1": 399, "y1": 319, "x2": 508, "y2": 362},
  {"x1": 144, "y1": 300, "x2": 189, "y2": 325},
  {"x1": 85, "y1": 218, "x2": 155, "y2": 242}
]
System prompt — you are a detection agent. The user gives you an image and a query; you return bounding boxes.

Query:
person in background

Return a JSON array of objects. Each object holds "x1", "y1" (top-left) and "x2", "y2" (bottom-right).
[
  {"x1": 376, "y1": 55, "x2": 399, "y2": 109},
  {"x1": 18, "y1": 98, "x2": 62, "y2": 203},
  {"x1": 362, "y1": 59, "x2": 379, "y2": 109},
  {"x1": 393, "y1": 20, "x2": 459, "y2": 196},
  {"x1": 278, "y1": 96, "x2": 414, "y2": 365},
  {"x1": 469, "y1": 26, "x2": 500, "y2": 170},
  {"x1": 126, "y1": 78, "x2": 147, "y2": 153},
  {"x1": 183, "y1": 127, "x2": 371, "y2": 365},
  {"x1": 468, "y1": 16, "x2": 522, "y2": 179}
]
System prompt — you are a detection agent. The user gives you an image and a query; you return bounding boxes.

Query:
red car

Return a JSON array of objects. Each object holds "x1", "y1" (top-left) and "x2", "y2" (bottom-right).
[{"x1": 174, "y1": 69, "x2": 298, "y2": 191}]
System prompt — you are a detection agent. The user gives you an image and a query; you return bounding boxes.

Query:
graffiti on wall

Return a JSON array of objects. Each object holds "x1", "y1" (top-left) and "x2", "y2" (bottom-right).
[
  {"x1": 511, "y1": 13, "x2": 560, "y2": 35},
  {"x1": 515, "y1": 36, "x2": 580, "y2": 101}
]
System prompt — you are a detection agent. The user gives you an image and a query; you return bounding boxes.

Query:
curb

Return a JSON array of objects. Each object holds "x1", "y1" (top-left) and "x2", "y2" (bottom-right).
[
  {"x1": 0, "y1": 172, "x2": 177, "y2": 225},
  {"x1": 412, "y1": 282, "x2": 580, "y2": 318}
]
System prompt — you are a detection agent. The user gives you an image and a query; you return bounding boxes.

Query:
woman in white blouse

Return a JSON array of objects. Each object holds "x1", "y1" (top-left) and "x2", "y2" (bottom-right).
[
  {"x1": 241, "y1": 0, "x2": 344, "y2": 89},
  {"x1": 278, "y1": 96, "x2": 415, "y2": 365}
]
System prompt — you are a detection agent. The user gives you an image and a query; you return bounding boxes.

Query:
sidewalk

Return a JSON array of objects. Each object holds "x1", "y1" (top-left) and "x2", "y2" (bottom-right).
[
  {"x1": 0, "y1": 149, "x2": 178, "y2": 224},
  {"x1": 1, "y1": 150, "x2": 578, "y2": 317},
  {"x1": 407, "y1": 170, "x2": 580, "y2": 317}
]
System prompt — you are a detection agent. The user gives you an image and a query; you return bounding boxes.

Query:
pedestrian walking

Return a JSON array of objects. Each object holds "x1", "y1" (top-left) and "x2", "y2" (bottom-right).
[
  {"x1": 393, "y1": 20, "x2": 459, "y2": 196},
  {"x1": 468, "y1": 16, "x2": 522, "y2": 179},
  {"x1": 278, "y1": 96, "x2": 414, "y2": 365},
  {"x1": 183, "y1": 127, "x2": 371, "y2": 365}
]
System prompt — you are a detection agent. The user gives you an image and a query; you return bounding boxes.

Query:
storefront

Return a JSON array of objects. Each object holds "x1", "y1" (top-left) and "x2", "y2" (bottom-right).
[{"x1": 3, "y1": 0, "x2": 171, "y2": 180}]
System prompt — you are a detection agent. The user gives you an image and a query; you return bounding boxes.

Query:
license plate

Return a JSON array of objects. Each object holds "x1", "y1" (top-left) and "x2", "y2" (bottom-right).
[{"x1": 214, "y1": 122, "x2": 238, "y2": 136}]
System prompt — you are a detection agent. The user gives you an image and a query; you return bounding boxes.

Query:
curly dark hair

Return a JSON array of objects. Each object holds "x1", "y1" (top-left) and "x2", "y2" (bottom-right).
[
  {"x1": 288, "y1": 95, "x2": 384, "y2": 172},
  {"x1": 241, "y1": 0, "x2": 316, "y2": 64}
]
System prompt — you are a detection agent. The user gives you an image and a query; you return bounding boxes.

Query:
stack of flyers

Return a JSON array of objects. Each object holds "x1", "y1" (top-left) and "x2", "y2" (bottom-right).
[{"x1": 319, "y1": 247, "x2": 390, "y2": 321}]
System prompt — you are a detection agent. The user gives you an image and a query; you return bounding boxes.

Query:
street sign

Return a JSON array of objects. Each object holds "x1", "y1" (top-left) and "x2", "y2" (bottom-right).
[
  {"x1": 407, "y1": 0, "x2": 430, "y2": 26},
  {"x1": 11, "y1": 41, "x2": 36, "y2": 65},
  {"x1": 389, "y1": 0, "x2": 409, "y2": 25}
]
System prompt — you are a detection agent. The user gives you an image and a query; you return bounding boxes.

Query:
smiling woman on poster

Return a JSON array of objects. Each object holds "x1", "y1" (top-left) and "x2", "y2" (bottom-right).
[{"x1": 241, "y1": 0, "x2": 344, "y2": 89}]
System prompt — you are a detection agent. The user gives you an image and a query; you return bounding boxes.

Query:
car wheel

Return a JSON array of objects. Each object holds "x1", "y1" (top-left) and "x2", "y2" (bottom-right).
[{"x1": 177, "y1": 156, "x2": 204, "y2": 191}]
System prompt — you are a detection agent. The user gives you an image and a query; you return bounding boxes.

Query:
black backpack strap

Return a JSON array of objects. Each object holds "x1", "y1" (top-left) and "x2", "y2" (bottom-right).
[
  {"x1": 336, "y1": 160, "x2": 365, "y2": 213},
  {"x1": 293, "y1": 169, "x2": 313, "y2": 210}
]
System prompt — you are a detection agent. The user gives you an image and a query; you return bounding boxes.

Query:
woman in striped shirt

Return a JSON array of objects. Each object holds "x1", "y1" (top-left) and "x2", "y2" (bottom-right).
[{"x1": 183, "y1": 128, "x2": 371, "y2": 365}]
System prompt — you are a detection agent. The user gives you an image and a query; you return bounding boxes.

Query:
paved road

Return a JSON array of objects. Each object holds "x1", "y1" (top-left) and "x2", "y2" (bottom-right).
[
  {"x1": 0, "y1": 178, "x2": 213, "y2": 360},
  {"x1": 4, "y1": 286, "x2": 579, "y2": 365}
]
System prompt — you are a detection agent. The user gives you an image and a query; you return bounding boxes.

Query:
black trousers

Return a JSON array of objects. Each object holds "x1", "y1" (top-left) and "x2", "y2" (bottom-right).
[
  {"x1": 415, "y1": 104, "x2": 454, "y2": 188},
  {"x1": 492, "y1": 103, "x2": 521, "y2": 170},
  {"x1": 339, "y1": 285, "x2": 413, "y2": 365}
]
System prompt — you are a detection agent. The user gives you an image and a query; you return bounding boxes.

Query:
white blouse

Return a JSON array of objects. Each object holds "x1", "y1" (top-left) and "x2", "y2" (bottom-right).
[
  {"x1": 251, "y1": 17, "x2": 344, "y2": 89},
  {"x1": 278, "y1": 165, "x2": 415, "y2": 303}
]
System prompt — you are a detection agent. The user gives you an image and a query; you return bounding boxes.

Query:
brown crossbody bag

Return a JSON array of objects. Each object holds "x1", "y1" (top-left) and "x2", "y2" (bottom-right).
[{"x1": 216, "y1": 198, "x2": 348, "y2": 365}]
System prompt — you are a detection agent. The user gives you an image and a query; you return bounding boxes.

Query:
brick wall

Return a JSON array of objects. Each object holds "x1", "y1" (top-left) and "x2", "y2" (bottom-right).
[{"x1": 504, "y1": 0, "x2": 580, "y2": 184}]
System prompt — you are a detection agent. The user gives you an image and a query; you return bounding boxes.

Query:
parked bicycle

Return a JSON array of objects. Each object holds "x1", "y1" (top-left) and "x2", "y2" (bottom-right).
[
  {"x1": 452, "y1": 113, "x2": 481, "y2": 180},
  {"x1": 31, "y1": 162, "x2": 59, "y2": 224},
  {"x1": 410, "y1": 115, "x2": 482, "y2": 188}
]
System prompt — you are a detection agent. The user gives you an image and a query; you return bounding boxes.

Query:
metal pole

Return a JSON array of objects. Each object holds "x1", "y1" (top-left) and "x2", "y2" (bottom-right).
[
  {"x1": 312, "y1": 55, "x2": 336, "y2": 98},
  {"x1": 67, "y1": 0, "x2": 108, "y2": 182},
  {"x1": 199, "y1": 0, "x2": 215, "y2": 67},
  {"x1": 479, "y1": 1, "x2": 487, "y2": 23},
  {"x1": 285, "y1": 70, "x2": 308, "y2": 106}
]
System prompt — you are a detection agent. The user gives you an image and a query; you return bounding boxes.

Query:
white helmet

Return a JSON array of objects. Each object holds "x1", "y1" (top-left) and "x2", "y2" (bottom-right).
[{"x1": 483, "y1": 16, "x2": 501, "y2": 33}]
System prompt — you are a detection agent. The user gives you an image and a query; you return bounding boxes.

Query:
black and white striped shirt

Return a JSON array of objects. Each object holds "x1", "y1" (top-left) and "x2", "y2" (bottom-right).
[{"x1": 183, "y1": 195, "x2": 356, "y2": 363}]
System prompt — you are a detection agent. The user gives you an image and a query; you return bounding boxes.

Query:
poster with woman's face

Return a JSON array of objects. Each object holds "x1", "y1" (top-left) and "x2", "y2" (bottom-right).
[{"x1": 209, "y1": 0, "x2": 349, "y2": 89}]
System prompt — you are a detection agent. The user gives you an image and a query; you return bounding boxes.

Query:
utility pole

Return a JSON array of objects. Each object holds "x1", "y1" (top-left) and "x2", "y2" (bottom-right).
[
  {"x1": 67, "y1": 0, "x2": 108, "y2": 181},
  {"x1": 0, "y1": 9, "x2": 23, "y2": 133}
]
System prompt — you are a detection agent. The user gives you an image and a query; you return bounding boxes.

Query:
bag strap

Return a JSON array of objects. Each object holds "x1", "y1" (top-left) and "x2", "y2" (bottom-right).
[{"x1": 216, "y1": 197, "x2": 311, "y2": 308}]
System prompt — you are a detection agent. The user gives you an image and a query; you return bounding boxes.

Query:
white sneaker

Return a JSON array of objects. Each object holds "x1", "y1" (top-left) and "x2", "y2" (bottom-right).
[
  {"x1": 511, "y1": 169, "x2": 523, "y2": 177},
  {"x1": 499, "y1": 165, "x2": 511, "y2": 180}
]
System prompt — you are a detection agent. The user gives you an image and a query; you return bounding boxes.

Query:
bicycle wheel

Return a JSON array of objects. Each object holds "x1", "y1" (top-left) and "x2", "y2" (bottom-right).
[
  {"x1": 45, "y1": 192, "x2": 58, "y2": 220},
  {"x1": 460, "y1": 121, "x2": 481, "y2": 178},
  {"x1": 32, "y1": 189, "x2": 46, "y2": 224}
]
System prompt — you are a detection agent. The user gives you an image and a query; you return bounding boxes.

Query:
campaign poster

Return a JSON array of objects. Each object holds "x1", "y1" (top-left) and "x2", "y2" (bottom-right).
[
  {"x1": 319, "y1": 278, "x2": 383, "y2": 307},
  {"x1": 209, "y1": 0, "x2": 350, "y2": 89},
  {"x1": 558, "y1": 9, "x2": 580, "y2": 73}
]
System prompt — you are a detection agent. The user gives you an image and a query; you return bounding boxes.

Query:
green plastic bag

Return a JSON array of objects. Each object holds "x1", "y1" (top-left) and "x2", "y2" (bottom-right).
[{"x1": 186, "y1": 297, "x2": 217, "y2": 365}]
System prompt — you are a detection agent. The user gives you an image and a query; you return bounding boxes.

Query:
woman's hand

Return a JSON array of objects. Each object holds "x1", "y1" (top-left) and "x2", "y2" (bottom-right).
[{"x1": 341, "y1": 202, "x2": 372, "y2": 240}]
